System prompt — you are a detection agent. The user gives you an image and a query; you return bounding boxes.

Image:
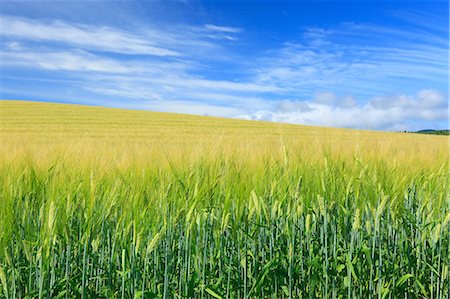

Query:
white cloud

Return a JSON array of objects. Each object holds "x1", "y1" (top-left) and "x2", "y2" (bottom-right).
[
  {"x1": 1, "y1": 49, "x2": 133, "y2": 73},
  {"x1": 155, "y1": 77, "x2": 281, "y2": 93},
  {"x1": 238, "y1": 90, "x2": 448, "y2": 130},
  {"x1": 0, "y1": 15, "x2": 259, "y2": 96},
  {"x1": 0, "y1": 43, "x2": 195, "y2": 75},
  {"x1": 193, "y1": 24, "x2": 243, "y2": 41},
  {"x1": 204, "y1": 24, "x2": 242, "y2": 33},
  {"x1": 0, "y1": 16, "x2": 180, "y2": 56},
  {"x1": 252, "y1": 23, "x2": 447, "y2": 97}
]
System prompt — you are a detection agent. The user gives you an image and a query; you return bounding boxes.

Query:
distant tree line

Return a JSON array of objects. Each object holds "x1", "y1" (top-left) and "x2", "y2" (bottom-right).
[{"x1": 401, "y1": 129, "x2": 450, "y2": 136}]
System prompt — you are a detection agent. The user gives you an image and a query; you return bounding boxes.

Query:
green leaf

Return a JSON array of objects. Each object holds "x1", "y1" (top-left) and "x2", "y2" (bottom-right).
[
  {"x1": 396, "y1": 274, "x2": 413, "y2": 288},
  {"x1": 381, "y1": 285, "x2": 390, "y2": 299},
  {"x1": 414, "y1": 280, "x2": 428, "y2": 297},
  {"x1": 281, "y1": 286, "x2": 289, "y2": 296},
  {"x1": 54, "y1": 290, "x2": 67, "y2": 299},
  {"x1": 205, "y1": 287, "x2": 222, "y2": 299}
]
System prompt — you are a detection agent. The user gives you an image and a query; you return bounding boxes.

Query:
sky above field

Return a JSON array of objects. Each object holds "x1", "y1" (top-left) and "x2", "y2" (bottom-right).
[{"x1": 0, "y1": 0, "x2": 448, "y2": 131}]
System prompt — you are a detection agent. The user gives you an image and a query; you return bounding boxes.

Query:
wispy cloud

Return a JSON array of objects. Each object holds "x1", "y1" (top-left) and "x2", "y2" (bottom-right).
[
  {"x1": 0, "y1": 15, "x2": 269, "y2": 99},
  {"x1": 204, "y1": 24, "x2": 242, "y2": 33},
  {"x1": 252, "y1": 21, "x2": 447, "y2": 99},
  {"x1": 0, "y1": 15, "x2": 181, "y2": 56},
  {"x1": 2, "y1": 47, "x2": 133, "y2": 73},
  {"x1": 1, "y1": 42, "x2": 193, "y2": 74}
]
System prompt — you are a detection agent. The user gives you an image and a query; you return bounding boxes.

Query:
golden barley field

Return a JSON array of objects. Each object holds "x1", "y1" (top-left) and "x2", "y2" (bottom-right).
[{"x1": 0, "y1": 100, "x2": 449, "y2": 298}]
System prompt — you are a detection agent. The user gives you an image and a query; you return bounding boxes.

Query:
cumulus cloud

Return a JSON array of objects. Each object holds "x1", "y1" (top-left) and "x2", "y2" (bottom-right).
[{"x1": 238, "y1": 90, "x2": 448, "y2": 131}]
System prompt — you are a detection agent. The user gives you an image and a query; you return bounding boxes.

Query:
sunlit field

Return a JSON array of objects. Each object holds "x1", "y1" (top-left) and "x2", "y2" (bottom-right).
[{"x1": 0, "y1": 100, "x2": 449, "y2": 298}]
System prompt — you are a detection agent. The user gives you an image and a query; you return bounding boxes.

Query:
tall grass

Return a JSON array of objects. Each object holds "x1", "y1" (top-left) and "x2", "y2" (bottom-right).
[{"x1": 0, "y1": 100, "x2": 449, "y2": 298}]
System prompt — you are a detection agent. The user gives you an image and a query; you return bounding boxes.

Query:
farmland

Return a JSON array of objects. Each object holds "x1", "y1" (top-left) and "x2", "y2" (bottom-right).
[{"x1": 0, "y1": 100, "x2": 449, "y2": 298}]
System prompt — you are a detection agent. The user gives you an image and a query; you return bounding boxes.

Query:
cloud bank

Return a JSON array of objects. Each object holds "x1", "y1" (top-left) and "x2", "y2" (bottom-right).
[{"x1": 239, "y1": 90, "x2": 447, "y2": 131}]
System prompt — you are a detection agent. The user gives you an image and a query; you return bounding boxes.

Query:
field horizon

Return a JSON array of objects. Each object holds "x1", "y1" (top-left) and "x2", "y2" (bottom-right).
[
  {"x1": 3, "y1": 99, "x2": 449, "y2": 135},
  {"x1": 1, "y1": 99, "x2": 423, "y2": 133},
  {"x1": 2, "y1": 99, "x2": 448, "y2": 170}
]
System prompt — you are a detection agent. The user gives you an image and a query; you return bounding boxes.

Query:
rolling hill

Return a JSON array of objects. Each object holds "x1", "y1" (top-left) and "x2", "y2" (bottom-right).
[{"x1": 0, "y1": 100, "x2": 449, "y2": 298}]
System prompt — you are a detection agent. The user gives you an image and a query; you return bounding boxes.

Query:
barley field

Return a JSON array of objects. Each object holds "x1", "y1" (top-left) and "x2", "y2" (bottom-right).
[{"x1": 0, "y1": 100, "x2": 449, "y2": 298}]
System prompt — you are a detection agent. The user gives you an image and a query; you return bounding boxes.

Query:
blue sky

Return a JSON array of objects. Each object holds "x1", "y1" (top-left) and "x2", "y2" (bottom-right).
[{"x1": 0, "y1": 0, "x2": 448, "y2": 131}]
